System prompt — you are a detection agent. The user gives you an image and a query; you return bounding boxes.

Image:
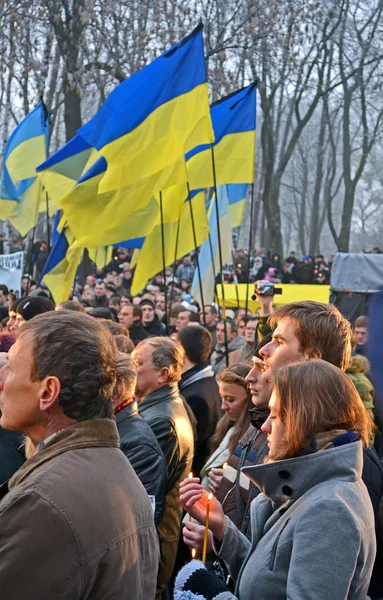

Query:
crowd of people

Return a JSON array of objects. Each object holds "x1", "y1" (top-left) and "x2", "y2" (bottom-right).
[{"x1": 0, "y1": 261, "x2": 382, "y2": 600}]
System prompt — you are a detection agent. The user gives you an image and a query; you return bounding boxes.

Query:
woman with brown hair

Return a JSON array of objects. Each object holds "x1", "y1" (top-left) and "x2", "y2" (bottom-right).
[
  {"x1": 176, "y1": 360, "x2": 376, "y2": 600},
  {"x1": 200, "y1": 364, "x2": 252, "y2": 495}
]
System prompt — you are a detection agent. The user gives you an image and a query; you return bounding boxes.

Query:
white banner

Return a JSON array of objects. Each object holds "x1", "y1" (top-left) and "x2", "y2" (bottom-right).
[{"x1": 0, "y1": 252, "x2": 24, "y2": 295}]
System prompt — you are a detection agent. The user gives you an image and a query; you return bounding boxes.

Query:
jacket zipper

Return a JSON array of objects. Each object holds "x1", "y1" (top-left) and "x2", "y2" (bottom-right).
[{"x1": 268, "y1": 518, "x2": 290, "y2": 571}]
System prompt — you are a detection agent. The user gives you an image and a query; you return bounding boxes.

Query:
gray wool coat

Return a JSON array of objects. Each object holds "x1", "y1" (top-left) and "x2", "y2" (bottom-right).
[{"x1": 214, "y1": 441, "x2": 376, "y2": 600}]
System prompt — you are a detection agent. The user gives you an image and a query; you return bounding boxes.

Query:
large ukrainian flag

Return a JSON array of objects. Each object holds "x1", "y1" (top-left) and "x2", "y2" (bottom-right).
[
  {"x1": 0, "y1": 102, "x2": 49, "y2": 235},
  {"x1": 37, "y1": 135, "x2": 100, "y2": 205},
  {"x1": 186, "y1": 82, "x2": 257, "y2": 188},
  {"x1": 57, "y1": 24, "x2": 214, "y2": 248}
]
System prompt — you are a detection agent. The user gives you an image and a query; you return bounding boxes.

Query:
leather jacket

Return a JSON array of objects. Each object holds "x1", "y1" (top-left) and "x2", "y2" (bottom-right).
[{"x1": 116, "y1": 401, "x2": 167, "y2": 525}]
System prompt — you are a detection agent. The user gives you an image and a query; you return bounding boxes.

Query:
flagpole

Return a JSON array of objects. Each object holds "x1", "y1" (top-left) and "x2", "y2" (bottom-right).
[
  {"x1": 207, "y1": 231, "x2": 221, "y2": 318},
  {"x1": 210, "y1": 146, "x2": 229, "y2": 367},
  {"x1": 168, "y1": 219, "x2": 181, "y2": 325},
  {"x1": 245, "y1": 185, "x2": 255, "y2": 322},
  {"x1": 186, "y1": 183, "x2": 206, "y2": 325},
  {"x1": 27, "y1": 226, "x2": 37, "y2": 291},
  {"x1": 45, "y1": 191, "x2": 51, "y2": 252},
  {"x1": 159, "y1": 191, "x2": 168, "y2": 333},
  {"x1": 232, "y1": 250, "x2": 241, "y2": 309}
]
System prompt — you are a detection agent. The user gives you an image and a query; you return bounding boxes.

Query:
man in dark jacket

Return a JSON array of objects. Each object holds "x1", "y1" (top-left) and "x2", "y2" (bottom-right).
[
  {"x1": 93, "y1": 281, "x2": 110, "y2": 308},
  {"x1": 140, "y1": 298, "x2": 167, "y2": 336},
  {"x1": 0, "y1": 311, "x2": 159, "y2": 599},
  {"x1": 133, "y1": 336, "x2": 194, "y2": 599},
  {"x1": 177, "y1": 325, "x2": 221, "y2": 475},
  {"x1": 113, "y1": 352, "x2": 167, "y2": 525},
  {"x1": 119, "y1": 304, "x2": 149, "y2": 345}
]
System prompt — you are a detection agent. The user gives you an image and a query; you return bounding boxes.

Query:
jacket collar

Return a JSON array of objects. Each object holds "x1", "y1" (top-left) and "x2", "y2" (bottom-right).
[
  {"x1": 9, "y1": 418, "x2": 120, "y2": 489},
  {"x1": 180, "y1": 363, "x2": 214, "y2": 389},
  {"x1": 139, "y1": 383, "x2": 179, "y2": 408},
  {"x1": 242, "y1": 440, "x2": 363, "y2": 509},
  {"x1": 115, "y1": 400, "x2": 139, "y2": 423}
]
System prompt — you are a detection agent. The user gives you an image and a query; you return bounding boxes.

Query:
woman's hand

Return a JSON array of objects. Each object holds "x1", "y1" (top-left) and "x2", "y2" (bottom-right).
[
  {"x1": 208, "y1": 467, "x2": 224, "y2": 495},
  {"x1": 183, "y1": 521, "x2": 213, "y2": 553},
  {"x1": 179, "y1": 477, "x2": 226, "y2": 542}
]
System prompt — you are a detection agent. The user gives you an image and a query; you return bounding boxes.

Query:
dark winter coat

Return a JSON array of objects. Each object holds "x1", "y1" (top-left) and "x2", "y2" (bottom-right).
[
  {"x1": 129, "y1": 320, "x2": 150, "y2": 345},
  {"x1": 144, "y1": 315, "x2": 167, "y2": 337},
  {"x1": 179, "y1": 363, "x2": 222, "y2": 475},
  {"x1": 0, "y1": 428, "x2": 25, "y2": 486},
  {"x1": 116, "y1": 401, "x2": 167, "y2": 525}
]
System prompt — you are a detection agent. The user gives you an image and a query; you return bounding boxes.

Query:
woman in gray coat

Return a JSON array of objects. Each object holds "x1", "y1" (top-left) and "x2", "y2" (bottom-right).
[{"x1": 175, "y1": 360, "x2": 376, "y2": 600}]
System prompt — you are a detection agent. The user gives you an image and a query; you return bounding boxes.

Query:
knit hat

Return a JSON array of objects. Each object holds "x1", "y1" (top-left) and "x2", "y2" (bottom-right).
[
  {"x1": 17, "y1": 297, "x2": 55, "y2": 321},
  {"x1": 139, "y1": 298, "x2": 155, "y2": 310},
  {"x1": 87, "y1": 307, "x2": 113, "y2": 320},
  {"x1": 174, "y1": 560, "x2": 228, "y2": 600},
  {"x1": 9, "y1": 296, "x2": 27, "y2": 314}
]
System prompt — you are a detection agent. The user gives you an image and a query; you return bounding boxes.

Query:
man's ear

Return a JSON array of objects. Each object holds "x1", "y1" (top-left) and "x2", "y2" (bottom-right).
[
  {"x1": 39, "y1": 376, "x2": 61, "y2": 412},
  {"x1": 157, "y1": 367, "x2": 170, "y2": 385}
]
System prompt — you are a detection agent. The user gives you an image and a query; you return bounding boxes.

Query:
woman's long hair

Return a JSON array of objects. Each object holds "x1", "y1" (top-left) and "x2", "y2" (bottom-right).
[
  {"x1": 272, "y1": 359, "x2": 374, "y2": 460},
  {"x1": 210, "y1": 363, "x2": 252, "y2": 456}
]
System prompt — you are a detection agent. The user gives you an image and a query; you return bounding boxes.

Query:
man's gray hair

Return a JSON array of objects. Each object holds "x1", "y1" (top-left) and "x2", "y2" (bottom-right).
[{"x1": 139, "y1": 336, "x2": 184, "y2": 383}]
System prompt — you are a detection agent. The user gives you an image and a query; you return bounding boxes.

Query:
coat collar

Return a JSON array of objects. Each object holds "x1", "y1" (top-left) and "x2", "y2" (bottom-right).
[
  {"x1": 139, "y1": 383, "x2": 179, "y2": 408},
  {"x1": 115, "y1": 400, "x2": 139, "y2": 423},
  {"x1": 9, "y1": 419, "x2": 120, "y2": 489},
  {"x1": 242, "y1": 440, "x2": 363, "y2": 509}
]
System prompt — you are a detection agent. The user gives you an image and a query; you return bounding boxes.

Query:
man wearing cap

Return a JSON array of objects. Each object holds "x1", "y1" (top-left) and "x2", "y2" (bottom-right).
[{"x1": 140, "y1": 299, "x2": 166, "y2": 336}]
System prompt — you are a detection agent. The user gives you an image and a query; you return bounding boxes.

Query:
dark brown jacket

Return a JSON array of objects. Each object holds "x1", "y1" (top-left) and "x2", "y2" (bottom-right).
[{"x1": 0, "y1": 419, "x2": 159, "y2": 600}]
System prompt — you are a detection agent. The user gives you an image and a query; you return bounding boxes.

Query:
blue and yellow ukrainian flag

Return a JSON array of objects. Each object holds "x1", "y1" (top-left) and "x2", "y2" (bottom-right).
[
  {"x1": 39, "y1": 212, "x2": 83, "y2": 304},
  {"x1": 227, "y1": 183, "x2": 249, "y2": 228},
  {"x1": 57, "y1": 24, "x2": 214, "y2": 249},
  {"x1": 191, "y1": 185, "x2": 233, "y2": 307},
  {"x1": 0, "y1": 102, "x2": 49, "y2": 235},
  {"x1": 130, "y1": 186, "x2": 208, "y2": 295},
  {"x1": 37, "y1": 134, "x2": 100, "y2": 206},
  {"x1": 186, "y1": 83, "x2": 257, "y2": 189}
]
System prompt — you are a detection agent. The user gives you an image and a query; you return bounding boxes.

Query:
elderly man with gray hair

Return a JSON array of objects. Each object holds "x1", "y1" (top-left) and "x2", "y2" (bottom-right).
[{"x1": 132, "y1": 336, "x2": 195, "y2": 600}]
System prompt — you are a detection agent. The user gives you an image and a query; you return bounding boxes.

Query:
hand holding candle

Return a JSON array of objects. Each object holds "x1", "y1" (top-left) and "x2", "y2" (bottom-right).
[
  {"x1": 179, "y1": 477, "x2": 226, "y2": 543},
  {"x1": 202, "y1": 493, "x2": 213, "y2": 563}
]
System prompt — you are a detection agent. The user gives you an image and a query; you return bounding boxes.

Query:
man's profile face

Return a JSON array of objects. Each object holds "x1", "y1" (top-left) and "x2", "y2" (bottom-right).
[
  {"x1": 246, "y1": 356, "x2": 270, "y2": 409},
  {"x1": 176, "y1": 311, "x2": 190, "y2": 331},
  {"x1": 119, "y1": 306, "x2": 134, "y2": 329},
  {"x1": 141, "y1": 305, "x2": 155, "y2": 323},
  {"x1": 355, "y1": 327, "x2": 368, "y2": 346},
  {"x1": 260, "y1": 317, "x2": 308, "y2": 371},
  {"x1": 131, "y1": 343, "x2": 159, "y2": 398},
  {"x1": 0, "y1": 290, "x2": 7, "y2": 306},
  {"x1": 94, "y1": 283, "x2": 106, "y2": 298},
  {"x1": 0, "y1": 334, "x2": 43, "y2": 432}
]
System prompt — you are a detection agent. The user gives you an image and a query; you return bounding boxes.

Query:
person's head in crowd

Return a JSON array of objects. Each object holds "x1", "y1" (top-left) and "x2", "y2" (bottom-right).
[
  {"x1": 104, "y1": 272, "x2": 115, "y2": 284},
  {"x1": 244, "y1": 317, "x2": 258, "y2": 347},
  {"x1": 263, "y1": 360, "x2": 373, "y2": 462},
  {"x1": 140, "y1": 299, "x2": 156, "y2": 325},
  {"x1": 7, "y1": 292, "x2": 16, "y2": 306},
  {"x1": 101, "y1": 321, "x2": 128, "y2": 337},
  {"x1": 122, "y1": 264, "x2": 132, "y2": 281},
  {"x1": 132, "y1": 337, "x2": 184, "y2": 400},
  {"x1": 13, "y1": 296, "x2": 55, "y2": 330},
  {"x1": 169, "y1": 303, "x2": 185, "y2": 329},
  {"x1": 56, "y1": 300, "x2": 85, "y2": 313},
  {"x1": 119, "y1": 305, "x2": 142, "y2": 329},
  {"x1": 175, "y1": 310, "x2": 200, "y2": 332},
  {"x1": 113, "y1": 274, "x2": 123, "y2": 290},
  {"x1": 180, "y1": 279, "x2": 190, "y2": 291},
  {"x1": 114, "y1": 335, "x2": 134, "y2": 354},
  {"x1": 315, "y1": 254, "x2": 324, "y2": 264},
  {"x1": 112, "y1": 352, "x2": 136, "y2": 410},
  {"x1": 234, "y1": 308, "x2": 251, "y2": 326},
  {"x1": 116, "y1": 248, "x2": 129, "y2": 262},
  {"x1": 7, "y1": 297, "x2": 25, "y2": 331},
  {"x1": 246, "y1": 333, "x2": 273, "y2": 412},
  {"x1": 177, "y1": 325, "x2": 212, "y2": 371},
  {"x1": 21, "y1": 275, "x2": 32, "y2": 294},
  {"x1": 109, "y1": 295, "x2": 121, "y2": 312},
  {"x1": 87, "y1": 307, "x2": 114, "y2": 321},
  {"x1": 354, "y1": 315, "x2": 368, "y2": 347},
  {"x1": 94, "y1": 281, "x2": 107, "y2": 299},
  {"x1": 202, "y1": 304, "x2": 218, "y2": 328},
  {"x1": 216, "y1": 319, "x2": 237, "y2": 345},
  {"x1": 0, "y1": 284, "x2": 9, "y2": 307},
  {"x1": 86, "y1": 275, "x2": 94, "y2": 287},
  {"x1": 260, "y1": 301, "x2": 353, "y2": 372},
  {"x1": 237, "y1": 318, "x2": 246, "y2": 337},
  {"x1": 120, "y1": 294, "x2": 132, "y2": 307},
  {"x1": 155, "y1": 294, "x2": 166, "y2": 311},
  {"x1": 182, "y1": 256, "x2": 192, "y2": 267},
  {"x1": 211, "y1": 364, "x2": 252, "y2": 455},
  {"x1": 0, "y1": 311, "x2": 117, "y2": 442}
]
